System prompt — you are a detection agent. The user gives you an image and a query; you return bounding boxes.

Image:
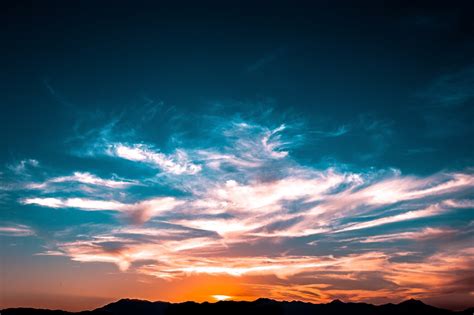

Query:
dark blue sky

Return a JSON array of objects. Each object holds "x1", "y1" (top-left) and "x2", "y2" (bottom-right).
[
  {"x1": 1, "y1": 1, "x2": 473, "y2": 311},
  {"x1": 2, "y1": 1, "x2": 474, "y2": 173}
]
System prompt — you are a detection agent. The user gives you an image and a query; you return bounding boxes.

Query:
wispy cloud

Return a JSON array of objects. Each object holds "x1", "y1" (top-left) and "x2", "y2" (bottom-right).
[
  {"x1": 7, "y1": 159, "x2": 39, "y2": 175},
  {"x1": 21, "y1": 197, "x2": 125, "y2": 210},
  {"x1": 335, "y1": 205, "x2": 444, "y2": 232},
  {"x1": 12, "y1": 115, "x2": 474, "y2": 305},
  {"x1": 349, "y1": 227, "x2": 455, "y2": 243},
  {"x1": 246, "y1": 47, "x2": 287, "y2": 73},
  {"x1": 309, "y1": 125, "x2": 350, "y2": 137},
  {"x1": 246, "y1": 247, "x2": 473, "y2": 303},
  {"x1": 107, "y1": 143, "x2": 201, "y2": 175},
  {"x1": 26, "y1": 172, "x2": 137, "y2": 190},
  {"x1": 0, "y1": 224, "x2": 35, "y2": 237},
  {"x1": 419, "y1": 65, "x2": 474, "y2": 108},
  {"x1": 196, "y1": 122, "x2": 296, "y2": 173},
  {"x1": 21, "y1": 196, "x2": 184, "y2": 223}
]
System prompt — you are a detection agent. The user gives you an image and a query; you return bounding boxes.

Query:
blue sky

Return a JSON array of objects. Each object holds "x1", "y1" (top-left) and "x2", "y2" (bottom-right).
[{"x1": 1, "y1": 1, "x2": 473, "y2": 311}]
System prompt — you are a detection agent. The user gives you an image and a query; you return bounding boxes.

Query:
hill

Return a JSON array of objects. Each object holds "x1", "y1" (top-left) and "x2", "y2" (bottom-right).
[{"x1": 3, "y1": 298, "x2": 473, "y2": 315}]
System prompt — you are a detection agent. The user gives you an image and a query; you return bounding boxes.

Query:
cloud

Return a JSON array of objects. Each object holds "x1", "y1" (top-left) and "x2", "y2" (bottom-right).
[
  {"x1": 309, "y1": 125, "x2": 350, "y2": 137},
  {"x1": 442, "y1": 199, "x2": 474, "y2": 209},
  {"x1": 125, "y1": 197, "x2": 186, "y2": 223},
  {"x1": 49, "y1": 227, "x2": 380, "y2": 278},
  {"x1": 40, "y1": 221, "x2": 474, "y2": 305},
  {"x1": 246, "y1": 46, "x2": 287, "y2": 73},
  {"x1": 0, "y1": 224, "x2": 35, "y2": 237},
  {"x1": 335, "y1": 196, "x2": 473, "y2": 233},
  {"x1": 26, "y1": 172, "x2": 137, "y2": 190},
  {"x1": 420, "y1": 65, "x2": 474, "y2": 108},
  {"x1": 345, "y1": 227, "x2": 456, "y2": 243},
  {"x1": 244, "y1": 247, "x2": 473, "y2": 304},
  {"x1": 7, "y1": 159, "x2": 39, "y2": 175},
  {"x1": 335, "y1": 205, "x2": 444, "y2": 233},
  {"x1": 21, "y1": 197, "x2": 124, "y2": 210},
  {"x1": 12, "y1": 115, "x2": 474, "y2": 305},
  {"x1": 43, "y1": 231, "x2": 225, "y2": 272},
  {"x1": 108, "y1": 143, "x2": 201, "y2": 175},
  {"x1": 195, "y1": 121, "x2": 298, "y2": 174},
  {"x1": 21, "y1": 197, "x2": 184, "y2": 223},
  {"x1": 260, "y1": 124, "x2": 289, "y2": 158},
  {"x1": 42, "y1": 225, "x2": 474, "y2": 306}
]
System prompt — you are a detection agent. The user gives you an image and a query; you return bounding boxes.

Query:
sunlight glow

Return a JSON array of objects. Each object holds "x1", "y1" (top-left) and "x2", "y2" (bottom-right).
[{"x1": 212, "y1": 295, "x2": 232, "y2": 301}]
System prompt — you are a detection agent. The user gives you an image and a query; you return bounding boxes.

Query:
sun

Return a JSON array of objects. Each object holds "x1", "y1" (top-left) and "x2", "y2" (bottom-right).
[{"x1": 211, "y1": 295, "x2": 232, "y2": 301}]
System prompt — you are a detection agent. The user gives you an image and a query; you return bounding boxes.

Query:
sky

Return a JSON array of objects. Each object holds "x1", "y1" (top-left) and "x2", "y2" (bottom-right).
[{"x1": 1, "y1": 0, "x2": 474, "y2": 311}]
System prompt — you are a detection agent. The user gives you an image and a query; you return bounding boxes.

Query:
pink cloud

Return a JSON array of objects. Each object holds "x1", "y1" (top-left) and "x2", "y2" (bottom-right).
[
  {"x1": 21, "y1": 196, "x2": 184, "y2": 223},
  {"x1": 0, "y1": 224, "x2": 35, "y2": 237}
]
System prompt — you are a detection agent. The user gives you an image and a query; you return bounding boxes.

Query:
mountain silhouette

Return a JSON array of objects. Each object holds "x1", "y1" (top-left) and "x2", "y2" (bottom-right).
[{"x1": 2, "y1": 298, "x2": 473, "y2": 315}]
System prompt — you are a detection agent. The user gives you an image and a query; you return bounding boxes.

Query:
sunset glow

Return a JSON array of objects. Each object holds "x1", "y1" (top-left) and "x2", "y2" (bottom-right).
[
  {"x1": 1, "y1": 1, "x2": 474, "y2": 313},
  {"x1": 212, "y1": 295, "x2": 232, "y2": 301}
]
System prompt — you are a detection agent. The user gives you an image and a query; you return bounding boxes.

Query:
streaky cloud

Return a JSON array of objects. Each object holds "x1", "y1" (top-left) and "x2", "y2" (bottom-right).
[
  {"x1": 21, "y1": 196, "x2": 184, "y2": 223},
  {"x1": 335, "y1": 205, "x2": 444, "y2": 233},
  {"x1": 11, "y1": 115, "x2": 474, "y2": 306},
  {"x1": 0, "y1": 224, "x2": 35, "y2": 237},
  {"x1": 26, "y1": 171, "x2": 137, "y2": 190},
  {"x1": 335, "y1": 198, "x2": 473, "y2": 233},
  {"x1": 340, "y1": 227, "x2": 456, "y2": 243},
  {"x1": 108, "y1": 143, "x2": 201, "y2": 175}
]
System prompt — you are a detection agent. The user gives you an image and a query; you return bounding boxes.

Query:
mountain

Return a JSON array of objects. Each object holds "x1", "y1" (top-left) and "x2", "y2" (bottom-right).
[{"x1": 2, "y1": 298, "x2": 473, "y2": 315}]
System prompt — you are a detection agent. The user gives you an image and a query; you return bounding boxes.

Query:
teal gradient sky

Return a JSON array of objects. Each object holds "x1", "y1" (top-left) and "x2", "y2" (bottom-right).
[{"x1": 1, "y1": 1, "x2": 473, "y2": 311}]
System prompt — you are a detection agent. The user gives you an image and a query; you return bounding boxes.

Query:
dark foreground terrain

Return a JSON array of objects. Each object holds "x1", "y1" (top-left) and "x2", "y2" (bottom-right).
[{"x1": 3, "y1": 298, "x2": 473, "y2": 315}]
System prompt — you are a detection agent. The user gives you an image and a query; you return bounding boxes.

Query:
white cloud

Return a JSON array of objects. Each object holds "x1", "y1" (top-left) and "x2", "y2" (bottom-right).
[
  {"x1": 12, "y1": 117, "x2": 474, "y2": 305},
  {"x1": 21, "y1": 197, "x2": 65, "y2": 208},
  {"x1": 335, "y1": 205, "x2": 443, "y2": 233},
  {"x1": 261, "y1": 124, "x2": 289, "y2": 159},
  {"x1": 108, "y1": 143, "x2": 201, "y2": 175},
  {"x1": 21, "y1": 196, "x2": 184, "y2": 223},
  {"x1": 27, "y1": 172, "x2": 136, "y2": 190}
]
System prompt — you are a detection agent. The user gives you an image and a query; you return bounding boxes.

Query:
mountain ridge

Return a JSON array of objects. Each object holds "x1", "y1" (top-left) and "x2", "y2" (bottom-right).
[{"x1": 3, "y1": 298, "x2": 473, "y2": 315}]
